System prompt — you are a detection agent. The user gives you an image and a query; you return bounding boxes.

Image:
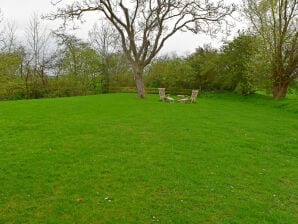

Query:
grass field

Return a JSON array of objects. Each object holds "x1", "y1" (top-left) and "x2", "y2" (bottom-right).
[{"x1": 0, "y1": 93, "x2": 297, "y2": 224}]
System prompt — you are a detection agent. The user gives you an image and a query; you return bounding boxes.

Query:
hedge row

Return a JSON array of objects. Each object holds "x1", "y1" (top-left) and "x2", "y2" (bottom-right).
[{"x1": 109, "y1": 87, "x2": 196, "y2": 95}]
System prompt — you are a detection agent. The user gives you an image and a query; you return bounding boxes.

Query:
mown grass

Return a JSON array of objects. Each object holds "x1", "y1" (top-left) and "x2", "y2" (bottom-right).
[{"x1": 0, "y1": 93, "x2": 297, "y2": 224}]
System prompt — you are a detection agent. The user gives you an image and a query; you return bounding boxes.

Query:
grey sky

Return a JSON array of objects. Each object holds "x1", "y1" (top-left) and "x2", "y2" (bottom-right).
[{"x1": 1, "y1": 0, "x2": 244, "y2": 55}]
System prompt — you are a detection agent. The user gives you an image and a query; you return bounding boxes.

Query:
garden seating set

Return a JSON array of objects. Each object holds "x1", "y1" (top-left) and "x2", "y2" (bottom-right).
[{"x1": 158, "y1": 88, "x2": 199, "y2": 103}]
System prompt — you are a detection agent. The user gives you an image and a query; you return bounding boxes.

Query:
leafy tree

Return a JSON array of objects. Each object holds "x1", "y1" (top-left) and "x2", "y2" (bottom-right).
[
  {"x1": 55, "y1": 33, "x2": 102, "y2": 95},
  {"x1": 243, "y1": 0, "x2": 298, "y2": 99},
  {"x1": 0, "y1": 53, "x2": 22, "y2": 77},
  {"x1": 0, "y1": 52, "x2": 23, "y2": 99},
  {"x1": 246, "y1": 38, "x2": 272, "y2": 93},
  {"x1": 49, "y1": 0, "x2": 235, "y2": 98},
  {"x1": 146, "y1": 56, "x2": 195, "y2": 89},
  {"x1": 221, "y1": 33, "x2": 257, "y2": 95},
  {"x1": 187, "y1": 46, "x2": 224, "y2": 91}
]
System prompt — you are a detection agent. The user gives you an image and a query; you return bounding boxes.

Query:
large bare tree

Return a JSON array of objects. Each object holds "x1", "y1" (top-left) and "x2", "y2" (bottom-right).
[
  {"x1": 1, "y1": 21, "x2": 18, "y2": 53},
  {"x1": 49, "y1": 0, "x2": 235, "y2": 98},
  {"x1": 0, "y1": 9, "x2": 4, "y2": 49},
  {"x1": 243, "y1": 0, "x2": 298, "y2": 99},
  {"x1": 25, "y1": 14, "x2": 53, "y2": 88},
  {"x1": 89, "y1": 22, "x2": 122, "y2": 92}
]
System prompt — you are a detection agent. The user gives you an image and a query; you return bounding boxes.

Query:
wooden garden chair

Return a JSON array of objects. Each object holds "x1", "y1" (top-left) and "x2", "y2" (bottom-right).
[
  {"x1": 158, "y1": 88, "x2": 174, "y2": 102},
  {"x1": 178, "y1": 90, "x2": 199, "y2": 103}
]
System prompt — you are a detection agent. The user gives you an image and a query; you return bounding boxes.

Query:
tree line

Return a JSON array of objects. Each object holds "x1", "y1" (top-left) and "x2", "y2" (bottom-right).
[
  {"x1": 0, "y1": 15, "x2": 132, "y2": 100},
  {"x1": 0, "y1": 0, "x2": 297, "y2": 100},
  {"x1": 147, "y1": 32, "x2": 297, "y2": 96}
]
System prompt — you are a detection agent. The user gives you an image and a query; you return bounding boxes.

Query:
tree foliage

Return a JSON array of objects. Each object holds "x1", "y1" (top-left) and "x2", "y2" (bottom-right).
[
  {"x1": 146, "y1": 56, "x2": 195, "y2": 89},
  {"x1": 243, "y1": 0, "x2": 298, "y2": 99},
  {"x1": 187, "y1": 46, "x2": 224, "y2": 91},
  {"x1": 221, "y1": 33, "x2": 258, "y2": 95}
]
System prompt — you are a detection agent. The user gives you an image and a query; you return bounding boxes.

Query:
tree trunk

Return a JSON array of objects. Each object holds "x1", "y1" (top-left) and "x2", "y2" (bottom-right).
[
  {"x1": 273, "y1": 81, "x2": 289, "y2": 99},
  {"x1": 134, "y1": 71, "x2": 146, "y2": 98},
  {"x1": 101, "y1": 70, "x2": 110, "y2": 93}
]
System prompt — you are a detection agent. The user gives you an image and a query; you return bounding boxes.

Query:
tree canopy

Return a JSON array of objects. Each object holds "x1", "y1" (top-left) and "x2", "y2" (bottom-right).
[{"x1": 243, "y1": 0, "x2": 298, "y2": 99}]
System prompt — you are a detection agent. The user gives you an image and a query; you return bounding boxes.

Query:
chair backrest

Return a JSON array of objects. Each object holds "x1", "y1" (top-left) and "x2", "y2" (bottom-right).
[
  {"x1": 190, "y1": 90, "x2": 199, "y2": 103},
  {"x1": 158, "y1": 88, "x2": 166, "y2": 101}
]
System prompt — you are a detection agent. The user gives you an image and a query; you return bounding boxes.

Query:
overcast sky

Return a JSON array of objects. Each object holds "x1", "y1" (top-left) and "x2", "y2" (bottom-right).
[{"x1": 1, "y1": 0, "x2": 244, "y2": 55}]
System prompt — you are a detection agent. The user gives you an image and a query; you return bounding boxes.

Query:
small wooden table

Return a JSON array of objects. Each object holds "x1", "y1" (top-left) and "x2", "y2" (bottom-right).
[{"x1": 177, "y1": 95, "x2": 188, "y2": 99}]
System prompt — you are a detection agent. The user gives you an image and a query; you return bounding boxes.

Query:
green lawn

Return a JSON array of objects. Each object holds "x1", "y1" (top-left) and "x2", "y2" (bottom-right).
[{"x1": 0, "y1": 93, "x2": 297, "y2": 224}]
